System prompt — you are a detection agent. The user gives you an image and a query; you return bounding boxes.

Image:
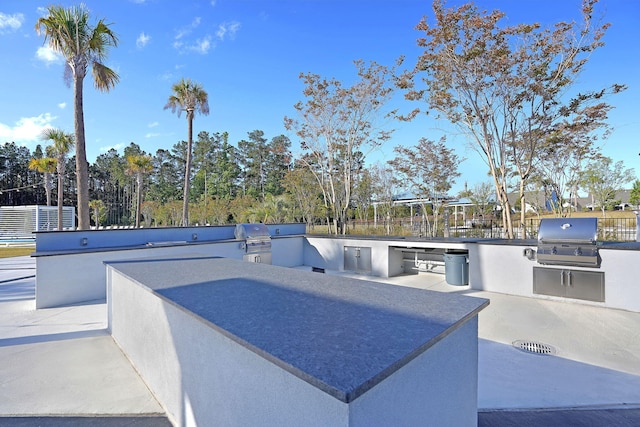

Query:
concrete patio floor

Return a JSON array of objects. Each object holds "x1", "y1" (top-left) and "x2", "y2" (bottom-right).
[
  {"x1": 366, "y1": 270, "x2": 640, "y2": 410},
  {"x1": 1, "y1": 256, "x2": 640, "y2": 426}
]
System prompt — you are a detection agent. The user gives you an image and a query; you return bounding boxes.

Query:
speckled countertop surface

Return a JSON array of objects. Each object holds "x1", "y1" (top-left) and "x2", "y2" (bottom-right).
[{"x1": 107, "y1": 255, "x2": 489, "y2": 403}]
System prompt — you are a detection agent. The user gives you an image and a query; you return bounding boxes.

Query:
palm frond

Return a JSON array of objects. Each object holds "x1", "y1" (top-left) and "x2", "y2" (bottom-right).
[
  {"x1": 36, "y1": 4, "x2": 119, "y2": 91},
  {"x1": 92, "y1": 62, "x2": 119, "y2": 92},
  {"x1": 40, "y1": 128, "x2": 75, "y2": 157},
  {"x1": 89, "y1": 20, "x2": 118, "y2": 59},
  {"x1": 164, "y1": 78, "x2": 210, "y2": 117}
]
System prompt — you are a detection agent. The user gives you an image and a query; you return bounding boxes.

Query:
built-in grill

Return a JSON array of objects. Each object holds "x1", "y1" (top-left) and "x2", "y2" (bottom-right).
[
  {"x1": 235, "y1": 223, "x2": 272, "y2": 264},
  {"x1": 536, "y1": 218, "x2": 600, "y2": 268}
]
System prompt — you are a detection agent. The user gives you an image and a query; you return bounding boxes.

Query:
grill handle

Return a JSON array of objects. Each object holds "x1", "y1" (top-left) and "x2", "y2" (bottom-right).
[
  {"x1": 560, "y1": 270, "x2": 574, "y2": 287},
  {"x1": 567, "y1": 270, "x2": 572, "y2": 286}
]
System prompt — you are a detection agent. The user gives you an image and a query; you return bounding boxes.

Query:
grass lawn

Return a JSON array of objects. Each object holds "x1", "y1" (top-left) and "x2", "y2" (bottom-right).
[
  {"x1": 532, "y1": 210, "x2": 637, "y2": 219},
  {"x1": 0, "y1": 247, "x2": 35, "y2": 258}
]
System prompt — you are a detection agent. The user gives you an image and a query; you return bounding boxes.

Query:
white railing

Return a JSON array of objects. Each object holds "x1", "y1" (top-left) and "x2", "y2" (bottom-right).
[{"x1": 0, "y1": 205, "x2": 75, "y2": 238}]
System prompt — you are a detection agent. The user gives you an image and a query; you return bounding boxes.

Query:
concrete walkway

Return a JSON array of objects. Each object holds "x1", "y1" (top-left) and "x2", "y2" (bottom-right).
[
  {"x1": 0, "y1": 257, "x2": 167, "y2": 423},
  {"x1": 2, "y1": 257, "x2": 640, "y2": 426}
]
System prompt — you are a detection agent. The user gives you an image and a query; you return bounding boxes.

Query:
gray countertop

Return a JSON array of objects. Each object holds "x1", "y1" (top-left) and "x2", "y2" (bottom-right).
[
  {"x1": 33, "y1": 233, "x2": 640, "y2": 257},
  {"x1": 106, "y1": 256, "x2": 489, "y2": 403},
  {"x1": 310, "y1": 234, "x2": 640, "y2": 250},
  {"x1": 597, "y1": 241, "x2": 640, "y2": 250}
]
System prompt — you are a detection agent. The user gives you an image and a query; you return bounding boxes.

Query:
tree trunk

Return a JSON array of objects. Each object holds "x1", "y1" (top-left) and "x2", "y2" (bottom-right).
[
  {"x1": 135, "y1": 174, "x2": 142, "y2": 228},
  {"x1": 496, "y1": 183, "x2": 514, "y2": 239},
  {"x1": 45, "y1": 172, "x2": 52, "y2": 207},
  {"x1": 519, "y1": 179, "x2": 527, "y2": 239},
  {"x1": 433, "y1": 202, "x2": 440, "y2": 238},
  {"x1": 182, "y1": 112, "x2": 194, "y2": 226},
  {"x1": 74, "y1": 72, "x2": 90, "y2": 230},
  {"x1": 93, "y1": 207, "x2": 99, "y2": 228},
  {"x1": 57, "y1": 165, "x2": 64, "y2": 231}
]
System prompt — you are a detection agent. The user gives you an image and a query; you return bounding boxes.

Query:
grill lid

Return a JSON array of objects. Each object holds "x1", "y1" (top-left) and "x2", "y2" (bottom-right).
[
  {"x1": 537, "y1": 218, "x2": 597, "y2": 244},
  {"x1": 234, "y1": 223, "x2": 271, "y2": 240},
  {"x1": 536, "y1": 217, "x2": 600, "y2": 267}
]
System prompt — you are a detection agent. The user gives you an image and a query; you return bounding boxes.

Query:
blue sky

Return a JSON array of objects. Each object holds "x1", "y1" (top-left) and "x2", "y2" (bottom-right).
[{"x1": 0, "y1": 0, "x2": 637, "y2": 195}]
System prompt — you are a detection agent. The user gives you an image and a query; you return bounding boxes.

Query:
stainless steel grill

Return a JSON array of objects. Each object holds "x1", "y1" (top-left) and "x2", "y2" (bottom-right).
[
  {"x1": 536, "y1": 218, "x2": 600, "y2": 268},
  {"x1": 235, "y1": 223, "x2": 272, "y2": 264}
]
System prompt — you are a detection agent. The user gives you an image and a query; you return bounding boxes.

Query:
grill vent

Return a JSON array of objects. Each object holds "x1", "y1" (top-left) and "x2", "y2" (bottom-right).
[{"x1": 512, "y1": 340, "x2": 557, "y2": 356}]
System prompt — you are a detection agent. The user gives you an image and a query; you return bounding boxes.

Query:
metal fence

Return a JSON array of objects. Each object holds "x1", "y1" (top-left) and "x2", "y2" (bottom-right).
[{"x1": 446, "y1": 217, "x2": 638, "y2": 242}]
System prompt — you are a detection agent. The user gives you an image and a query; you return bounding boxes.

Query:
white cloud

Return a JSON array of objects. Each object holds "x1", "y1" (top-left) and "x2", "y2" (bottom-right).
[
  {"x1": 216, "y1": 21, "x2": 241, "y2": 41},
  {"x1": 175, "y1": 35, "x2": 214, "y2": 55},
  {"x1": 0, "y1": 113, "x2": 57, "y2": 142},
  {"x1": 35, "y1": 46, "x2": 63, "y2": 64},
  {"x1": 145, "y1": 132, "x2": 160, "y2": 138},
  {"x1": 148, "y1": 121, "x2": 159, "y2": 128},
  {"x1": 159, "y1": 63, "x2": 186, "y2": 80},
  {"x1": 99, "y1": 143, "x2": 124, "y2": 153},
  {"x1": 190, "y1": 35, "x2": 212, "y2": 54},
  {"x1": 173, "y1": 17, "x2": 217, "y2": 54},
  {"x1": 136, "y1": 32, "x2": 151, "y2": 48},
  {"x1": 158, "y1": 71, "x2": 174, "y2": 81},
  {"x1": 58, "y1": 102, "x2": 66, "y2": 109},
  {"x1": 0, "y1": 12, "x2": 24, "y2": 32},
  {"x1": 175, "y1": 17, "x2": 201, "y2": 41}
]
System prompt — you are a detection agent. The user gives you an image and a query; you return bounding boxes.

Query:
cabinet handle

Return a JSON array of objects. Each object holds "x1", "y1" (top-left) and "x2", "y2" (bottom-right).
[
  {"x1": 567, "y1": 270, "x2": 572, "y2": 286},
  {"x1": 561, "y1": 270, "x2": 565, "y2": 286}
]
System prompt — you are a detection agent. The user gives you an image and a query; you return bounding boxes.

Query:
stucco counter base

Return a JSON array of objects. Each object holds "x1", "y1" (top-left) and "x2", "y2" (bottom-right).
[{"x1": 106, "y1": 255, "x2": 488, "y2": 427}]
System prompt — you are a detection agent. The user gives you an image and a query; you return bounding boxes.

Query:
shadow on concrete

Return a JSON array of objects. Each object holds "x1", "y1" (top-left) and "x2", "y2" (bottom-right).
[
  {"x1": 478, "y1": 407, "x2": 640, "y2": 427},
  {"x1": 0, "y1": 416, "x2": 172, "y2": 426},
  {"x1": 0, "y1": 278, "x2": 35, "y2": 301},
  {"x1": 0, "y1": 328, "x2": 108, "y2": 347}
]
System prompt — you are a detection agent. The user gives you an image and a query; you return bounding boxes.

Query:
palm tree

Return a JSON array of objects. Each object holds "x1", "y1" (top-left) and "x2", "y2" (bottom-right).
[
  {"x1": 28, "y1": 157, "x2": 57, "y2": 206},
  {"x1": 164, "y1": 78, "x2": 209, "y2": 226},
  {"x1": 36, "y1": 5, "x2": 119, "y2": 230},
  {"x1": 41, "y1": 128, "x2": 74, "y2": 230},
  {"x1": 126, "y1": 154, "x2": 154, "y2": 228},
  {"x1": 88, "y1": 199, "x2": 106, "y2": 228}
]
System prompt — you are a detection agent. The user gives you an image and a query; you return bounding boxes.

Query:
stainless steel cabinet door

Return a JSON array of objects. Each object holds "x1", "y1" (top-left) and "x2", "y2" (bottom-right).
[
  {"x1": 533, "y1": 267, "x2": 565, "y2": 298},
  {"x1": 533, "y1": 267, "x2": 604, "y2": 302},
  {"x1": 565, "y1": 270, "x2": 605, "y2": 302},
  {"x1": 344, "y1": 246, "x2": 372, "y2": 273}
]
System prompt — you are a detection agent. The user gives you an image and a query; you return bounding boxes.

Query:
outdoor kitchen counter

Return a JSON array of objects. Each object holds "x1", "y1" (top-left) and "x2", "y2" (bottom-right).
[
  {"x1": 305, "y1": 233, "x2": 538, "y2": 246},
  {"x1": 598, "y1": 241, "x2": 640, "y2": 250},
  {"x1": 309, "y1": 234, "x2": 640, "y2": 252},
  {"x1": 106, "y1": 255, "x2": 489, "y2": 426},
  {"x1": 31, "y1": 235, "x2": 303, "y2": 257}
]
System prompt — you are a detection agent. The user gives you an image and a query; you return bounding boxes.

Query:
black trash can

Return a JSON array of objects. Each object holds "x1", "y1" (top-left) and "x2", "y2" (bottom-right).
[{"x1": 443, "y1": 252, "x2": 469, "y2": 286}]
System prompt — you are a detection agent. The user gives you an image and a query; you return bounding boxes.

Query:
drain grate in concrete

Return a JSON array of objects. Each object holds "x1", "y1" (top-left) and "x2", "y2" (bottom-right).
[{"x1": 512, "y1": 340, "x2": 557, "y2": 355}]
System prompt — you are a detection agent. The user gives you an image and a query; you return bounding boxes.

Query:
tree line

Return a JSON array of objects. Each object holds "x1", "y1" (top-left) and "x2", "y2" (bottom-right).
[
  {"x1": 0, "y1": 131, "x2": 302, "y2": 228},
  {"x1": 1, "y1": 122, "x2": 465, "y2": 233},
  {"x1": 5, "y1": 125, "x2": 634, "y2": 235}
]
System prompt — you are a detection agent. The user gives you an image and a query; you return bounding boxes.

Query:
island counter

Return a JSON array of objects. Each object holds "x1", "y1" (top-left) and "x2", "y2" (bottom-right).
[{"x1": 107, "y1": 255, "x2": 488, "y2": 427}]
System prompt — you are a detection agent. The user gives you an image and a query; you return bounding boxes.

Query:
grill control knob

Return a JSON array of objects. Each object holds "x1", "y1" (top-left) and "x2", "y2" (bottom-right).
[
  {"x1": 551, "y1": 246, "x2": 557, "y2": 255},
  {"x1": 574, "y1": 247, "x2": 582, "y2": 256}
]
